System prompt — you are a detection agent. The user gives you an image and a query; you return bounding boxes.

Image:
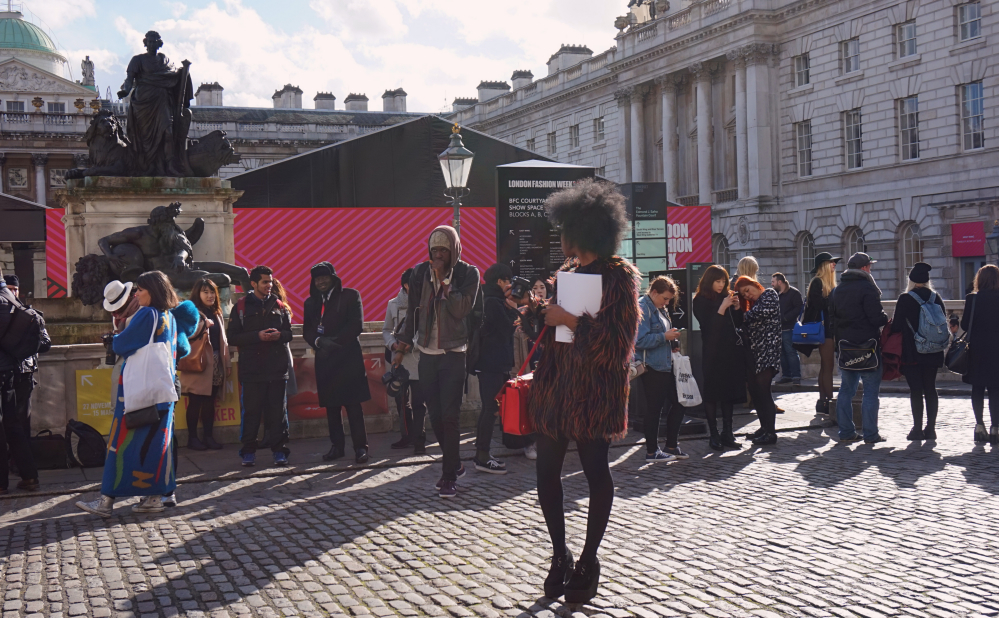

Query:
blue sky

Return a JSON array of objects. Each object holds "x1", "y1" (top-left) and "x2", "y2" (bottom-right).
[{"x1": 27, "y1": 0, "x2": 622, "y2": 113}]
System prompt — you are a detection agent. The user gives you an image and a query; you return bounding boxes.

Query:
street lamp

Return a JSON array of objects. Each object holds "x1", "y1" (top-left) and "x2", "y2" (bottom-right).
[
  {"x1": 439, "y1": 123, "x2": 474, "y2": 236},
  {"x1": 987, "y1": 219, "x2": 999, "y2": 264}
]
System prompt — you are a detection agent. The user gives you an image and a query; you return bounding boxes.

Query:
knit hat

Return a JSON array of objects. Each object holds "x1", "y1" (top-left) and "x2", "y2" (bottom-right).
[
  {"x1": 908, "y1": 262, "x2": 931, "y2": 284},
  {"x1": 2, "y1": 274, "x2": 18, "y2": 288}
]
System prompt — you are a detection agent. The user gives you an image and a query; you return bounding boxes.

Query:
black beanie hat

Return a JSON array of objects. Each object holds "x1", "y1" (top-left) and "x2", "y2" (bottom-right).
[
  {"x1": 908, "y1": 262, "x2": 931, "y2": 284},
  {"x1": 3, "y1": 274, "x2": 18, "y2": 287}
]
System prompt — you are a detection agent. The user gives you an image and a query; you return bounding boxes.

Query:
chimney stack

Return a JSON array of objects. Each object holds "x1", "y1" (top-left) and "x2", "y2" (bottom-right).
[
  {"x1": 476, "y1": 81, "x2": 511, "y2": 102},
  {"x1": 452, "y1": 97, "x2": 477, "y2": 113},
  {"x1": 314, "y1": 92, "x2": 336, "y2": 110},
  {"x1": 344, "y1": 93, "x2": 369, "y2": 111},
  {"x1": 546, "y1": 44, "x2": 593, "y2": 76},
  {"x1": 195, "y1": 82, "x2": 224, "y2": 106},
  {"x1": 272, "y1": 84, "x2": 303, "y2": 109},
  {"x1": 381, "y1": 88, "x2": 407, "y2": 112},
  {"x1": 511, "y1": 70, "x2": 534, "y2": 90}
]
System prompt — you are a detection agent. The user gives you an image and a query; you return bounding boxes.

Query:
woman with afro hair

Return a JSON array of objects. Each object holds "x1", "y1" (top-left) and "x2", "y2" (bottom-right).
[{"x1": 526, "y1": 179, "x2": 640, "y2": 605}]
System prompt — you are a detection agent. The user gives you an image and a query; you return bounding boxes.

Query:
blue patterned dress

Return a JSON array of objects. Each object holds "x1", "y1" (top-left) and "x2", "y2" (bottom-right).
[{"x1": 100, "y1": 306, "x2": 177, "y2": 497}]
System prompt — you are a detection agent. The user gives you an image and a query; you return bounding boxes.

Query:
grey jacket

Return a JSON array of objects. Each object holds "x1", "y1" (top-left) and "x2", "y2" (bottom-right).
[{"x1": 383, "y1": 289, "x2": 419, "y2": 375}]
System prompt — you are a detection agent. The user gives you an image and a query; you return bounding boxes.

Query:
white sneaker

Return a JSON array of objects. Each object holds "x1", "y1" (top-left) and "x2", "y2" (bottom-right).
[
  {"x1": 162, "y1": 493, "x2": 177, "y2": 508},
  {"x1": 76, "y1": 496, "x2": 114, "y2": 518},
  {"x1": 524, "y1": 443, "x2": 538, "y2": 460},
  {"x1": 133, "y1": 495, "x2": 165, "y2": 513}
]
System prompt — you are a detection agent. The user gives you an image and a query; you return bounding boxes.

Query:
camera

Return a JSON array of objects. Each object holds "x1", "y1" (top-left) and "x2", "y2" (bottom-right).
[
  {"x1": 101, "y1": 333, "x2": 117, "y2": 366},
  {"x1": 509, "y1": 276, "x2": 532, "y2": 299}
]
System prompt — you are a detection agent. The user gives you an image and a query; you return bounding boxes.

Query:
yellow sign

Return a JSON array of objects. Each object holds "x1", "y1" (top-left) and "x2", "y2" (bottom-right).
[
  {"x1": 76, "y1": 368, "x2": 115, "y2": 434},
  {"x1": 76, "y1": 364, "x2": 242, "y2": 435}
]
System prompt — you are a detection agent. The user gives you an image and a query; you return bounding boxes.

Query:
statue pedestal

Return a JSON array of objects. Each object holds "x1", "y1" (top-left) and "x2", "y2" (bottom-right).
[{"x1": 55, "y1": 176, "x2": 244, "y2": 296}]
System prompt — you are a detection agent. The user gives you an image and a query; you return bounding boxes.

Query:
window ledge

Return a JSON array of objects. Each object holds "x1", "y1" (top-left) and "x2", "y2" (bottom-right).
[
  {"x1": 889, "y1": 54, "x2": 922, "y2": 71},
  {"x1": 835, "y1": 71, "x2": 865, "y2": 86},
  {"x1": 951, "y1": 37, "x2": 986, "y2": 55},
  {"x1": 788, "y1": 83, "x2": 814, "y2": 97}
]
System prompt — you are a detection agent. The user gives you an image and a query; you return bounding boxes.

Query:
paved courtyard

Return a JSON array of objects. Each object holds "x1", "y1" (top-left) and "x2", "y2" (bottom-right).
[{"x1": 2, "y1": 392, "x2": 999, "y2": 618}]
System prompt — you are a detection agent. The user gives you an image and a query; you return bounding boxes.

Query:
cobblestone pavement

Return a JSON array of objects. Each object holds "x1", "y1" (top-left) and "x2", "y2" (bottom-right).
[{"x1": 3, "y1": 393, "x2": 999, "y2": 618}]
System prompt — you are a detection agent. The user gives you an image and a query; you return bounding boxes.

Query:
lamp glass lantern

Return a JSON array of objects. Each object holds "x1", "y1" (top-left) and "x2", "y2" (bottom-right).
[
  {"x1": 439, "y1": 124, "x2": 474, "y2": 190},
  {"x1": 438, "y1": 123, "x2": 475, "y2": 235}
]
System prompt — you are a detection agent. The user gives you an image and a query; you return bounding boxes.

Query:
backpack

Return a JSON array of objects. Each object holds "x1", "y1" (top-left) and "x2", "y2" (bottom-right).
[
  {"x1": 907, "y1": 291, "x2": 950, "y2": 354},
  {"x1": 0, "y1": 291, "x2": 45, "y2": 361},
  {"x1": 65, "y1": 419, "x2": 107, "y2": 468}
]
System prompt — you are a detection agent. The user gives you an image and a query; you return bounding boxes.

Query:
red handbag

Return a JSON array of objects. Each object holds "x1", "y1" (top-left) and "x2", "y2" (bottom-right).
[{"x1": 497, "y1": 327, "x2": 547, "y2": 436}]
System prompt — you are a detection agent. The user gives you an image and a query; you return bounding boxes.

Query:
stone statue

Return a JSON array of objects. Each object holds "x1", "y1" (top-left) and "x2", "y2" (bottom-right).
[
  {"x1": 72, "y1": 202, "x2": 251, "y2": 304},
  {"x1": 66, "y1": 31, "x2": 235, "y2": 180},
  {"x1": 81, "y1": 55, "x2": 95, "y2": 88}
]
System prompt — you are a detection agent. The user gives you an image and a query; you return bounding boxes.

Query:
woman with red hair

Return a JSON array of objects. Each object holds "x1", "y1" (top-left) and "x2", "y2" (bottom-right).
[{"x1": 733, "y1": 276, "x2": 782, "y2": 445}]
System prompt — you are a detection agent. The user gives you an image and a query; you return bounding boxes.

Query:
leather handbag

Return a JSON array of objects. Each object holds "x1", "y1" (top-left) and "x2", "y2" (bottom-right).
[
  {"x1": 792, "y1": 308, "x2": 825, "y2": 345},
  {"x1": 29, "y1": 429, "x2": 70, "y2": 470},
  {"x1": 497, "y1": 326, "x2": 547, "y2": 436},
  {"x1": 178, "y1": 320, "x2": 211, "y2": 373},
  {"x1": 838, "y1": 338, "x2": 879, "y2": 371},
  {"x1": 124, "y1": 404, "x2": 166, "y2": 430},
  {"x1": 629, "y1": 350, "x2": 648, "y2": 381},
  {"x1": 946, "y1": 295, "x2": 974, "y2": 374}
]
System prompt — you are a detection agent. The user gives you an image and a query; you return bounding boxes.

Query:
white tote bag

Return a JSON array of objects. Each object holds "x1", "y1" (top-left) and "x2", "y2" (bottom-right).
[
  {"x1": 672, "y1": 351, "x2": 702, "y2": 408},
  {"x1": 123, "y1": 310, "x2": 179, "y2": 412}
]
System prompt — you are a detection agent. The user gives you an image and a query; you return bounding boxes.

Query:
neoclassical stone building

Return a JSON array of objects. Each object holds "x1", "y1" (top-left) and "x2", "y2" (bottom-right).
[{"x1": 451, "y1": 0, "x2": 999, "y2": 299}]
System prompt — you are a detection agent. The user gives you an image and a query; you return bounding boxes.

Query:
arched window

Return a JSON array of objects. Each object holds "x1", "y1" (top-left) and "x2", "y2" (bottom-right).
[
  {"x1": 713, "y1": 234, "x2": 732, "y2": 273},
  {"x1": 900, "y1": 222, "x2": 922, "y2": 285},
  {"x1": 799, "y1": 232, "x2": 816, "y2": 288},
  {"x1": 845, "y1": 227, "x2": 866, "y2": 256}
]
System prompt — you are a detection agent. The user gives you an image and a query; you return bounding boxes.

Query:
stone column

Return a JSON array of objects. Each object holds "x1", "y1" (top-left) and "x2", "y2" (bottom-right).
[
  {"x1": 656, "y1": 74, "x2": 682, "y2": 202},
  {"x1": 744, "y1": 44, "x2": 777, "y2": 199},
  {"x1": 614, "y1": 89, "x2": 632, "y2": 183},
  {"x1": 629, "y1": 85, "x2": 649, "y2": 183},
  {"x1": 727, "y1": 49, "x2": 749, "y2": 200},
  {"x1": 690, "y1": 62, "x2": 713, "y2": 205},
  {"x1": 32, "y1": 153, "x2": 48, "y2": 206}
]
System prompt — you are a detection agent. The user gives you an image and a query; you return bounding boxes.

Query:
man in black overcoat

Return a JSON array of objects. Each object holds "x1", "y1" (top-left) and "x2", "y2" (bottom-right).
[{"x1": 303, "y1": 262, "x2": 371, "y2": 463}]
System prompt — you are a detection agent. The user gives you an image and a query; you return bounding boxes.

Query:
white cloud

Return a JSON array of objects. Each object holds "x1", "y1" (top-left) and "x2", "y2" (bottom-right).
[
  {"x1": 20, "y1": 0, "x2": 97, "y2": 29},
  {"x1": 82, "y1": 0, "x2": 621, "y2": 113}
]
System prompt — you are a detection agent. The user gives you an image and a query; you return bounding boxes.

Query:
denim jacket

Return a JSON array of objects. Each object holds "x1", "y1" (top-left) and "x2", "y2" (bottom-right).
[{"x1": 634, "y1": 294, "x2": 674, "y2": 372}]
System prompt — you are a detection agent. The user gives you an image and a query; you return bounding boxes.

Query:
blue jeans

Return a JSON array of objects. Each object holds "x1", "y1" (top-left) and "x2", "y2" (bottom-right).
[
  {"x1": 837, "y1": 362, "x2": 882, "y2": 440},
  {"x1": 780, "y1": 330, "x2": 801, "y2": 379}
]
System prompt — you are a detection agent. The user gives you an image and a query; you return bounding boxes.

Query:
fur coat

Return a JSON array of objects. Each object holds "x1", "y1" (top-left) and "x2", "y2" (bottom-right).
[{"x1": 529, "y1": 256, "x2": 640, "y2": 442}]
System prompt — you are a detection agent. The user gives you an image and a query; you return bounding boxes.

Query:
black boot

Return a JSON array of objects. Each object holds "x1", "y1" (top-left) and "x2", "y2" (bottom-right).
[
  {"x1": 815, "y1": 397, "x2": 826, "y2": 414},
  {"x1": 202, "y1": 415, "x2": 222, "y2": 450},
  {"x1": 543, "y1": 546, "x2": 573, "y2": 599},
  {"x1": 708, "y1": 427, "x2": 723, "y2": 451},
  {"x1": 720, "y1": 417, "x2": 740, "y2": 449},
  {"x1": 187, "y1": 433, "x2": 207, "y2": 451},
  {"x1": 391, "y1": 436, "x2": 412, "y2": 449},
  {"x1": 412, "y1": 435, "x2": 426, "y2": 455},
  {"x1": 564, "y1": 556, "x2": 601, "y2": 605},
  {"x1": 323, "y1": 446, "x2": 345, "y2": 461}
]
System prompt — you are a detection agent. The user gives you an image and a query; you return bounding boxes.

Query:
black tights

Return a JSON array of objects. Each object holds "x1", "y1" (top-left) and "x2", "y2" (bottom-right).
[
  {"x1": 972, "y1": 385, "x2": 999, "y2": 427},
  {"x1": 904, "y1": 366, "x2": 938, "y2": 430},
  {"x1": 705, "y1": 401, "x2": 734, "y2": 435},
  {"x1": 746, "y1": 368, "x2": 777, "y2": 432},
  {"x1": 186, "y1": 394, "x2": 216, "y2": 437},
  {"x1": 536, "y1": 434, "x2": 613, "y2": 565}
]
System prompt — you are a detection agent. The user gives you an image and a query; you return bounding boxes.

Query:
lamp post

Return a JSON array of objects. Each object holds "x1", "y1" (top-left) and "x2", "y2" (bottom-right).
[
  {"x1": 987, "y1": 219, "x2": 999, "y2": 265},
  {"x1": 439, "y1": 123, "x2": 475, "y2": 237}
]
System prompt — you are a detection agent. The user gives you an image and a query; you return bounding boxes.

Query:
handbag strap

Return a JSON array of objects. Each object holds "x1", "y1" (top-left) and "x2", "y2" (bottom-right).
[
  {"x1": 147, "y1": 309, "x2": 159, "y2": 345},
  {"x1": 516, "y1": 326, "x2": 548, "y2": 377}
]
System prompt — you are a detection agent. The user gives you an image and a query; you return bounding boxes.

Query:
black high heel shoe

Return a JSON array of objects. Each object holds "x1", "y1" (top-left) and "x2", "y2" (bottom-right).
[
  {"x1": 751, "y1": 431, "x2": 777, "y2": 446},
  {"x1": 564, "y1": 557, "x2": 600, "y2": 605},
  {"x1": 543, "y1": 547, "x2": 573, "y2": 599},
  {"x1": 709, "y1": 434, "x2": 724, "y2": 450}
]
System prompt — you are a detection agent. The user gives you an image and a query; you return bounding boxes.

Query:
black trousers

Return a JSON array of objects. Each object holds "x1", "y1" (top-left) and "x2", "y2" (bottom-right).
[
  {"x1": 475, "y1": 371, "x2": 509, "y2": 457},
  {"x1": 747, "y1": 368, "x2": 778, "y2": 432},
  {"x1": 13, "y1": 372, "x2": 34, "y2": 428},
  {"x1": 420, "y1": 352, "x2": 465, "y2": 481},
  {"x1": 240, "y1": 380, "x2": 289, "y2": 455},
  {"x1": 972, "y1": 385, "x2": 999, "y2": 427},
  {"x1": 641, "y1": 369, "x2": 684, "y2": 452},
  {"x1": 394, "y1": 380, "x2": 427, "y2": 440},
  {"x1": 327, "y1": 402, "x2": 368, "y2": 452},
  {"x1": 0, "y1": 370, "x2": 37, "y2": 488},
  {"x1": 903, "y1": 365, "x2": 938, "y2": 430}
]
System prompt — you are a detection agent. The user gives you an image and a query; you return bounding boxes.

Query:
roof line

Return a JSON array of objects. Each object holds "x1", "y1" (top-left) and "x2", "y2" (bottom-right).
[{"x1": 0, "y1": 190, "x2": 50, "y2": 209}]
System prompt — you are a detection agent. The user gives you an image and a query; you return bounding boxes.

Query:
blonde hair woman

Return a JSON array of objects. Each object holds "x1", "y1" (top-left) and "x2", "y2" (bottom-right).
[
  {"x1": 803, "y1": 252, "x2": 841, "y2": 416},
  {"x1": 737, "y1": 256, "x2": 760, "y2": 281}
]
